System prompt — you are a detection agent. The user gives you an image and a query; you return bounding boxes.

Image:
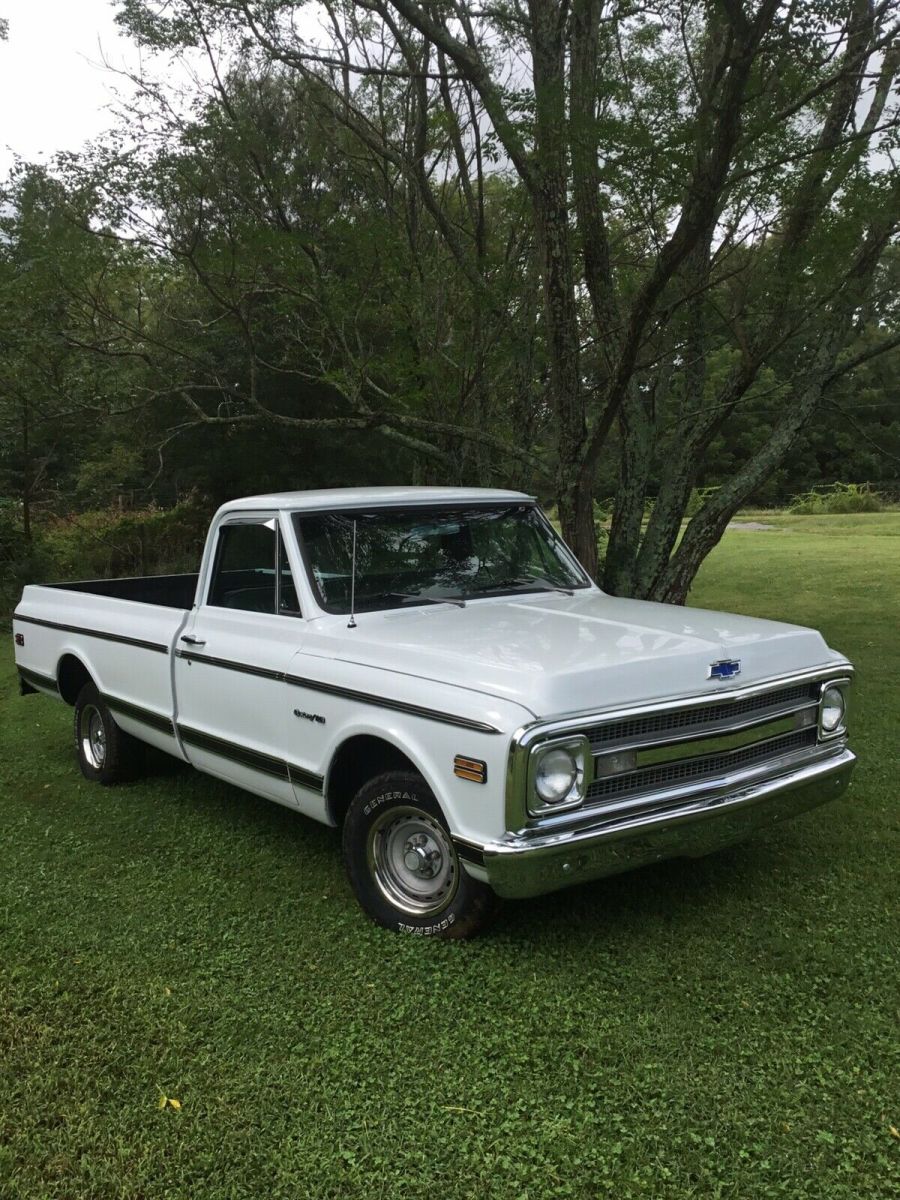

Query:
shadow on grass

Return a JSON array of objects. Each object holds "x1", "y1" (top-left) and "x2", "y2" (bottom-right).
[
  {"x1": 117, "y1": 743, "x2": 829, "y2": 953},
  {"x1": 138, "y1": 742, "x2": 340, "y2": 844},
  {"x1": 497, "y1": 844, "x2": 768, "y2": 927}
]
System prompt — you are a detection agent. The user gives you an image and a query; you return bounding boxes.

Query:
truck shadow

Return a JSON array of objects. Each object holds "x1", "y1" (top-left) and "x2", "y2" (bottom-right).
[
  {"x1": 491, "y1": 822, "x2": 825, "y2": 950},
  {"x1": 136, "y1": 745, "x2": 827, "y2": 949}
]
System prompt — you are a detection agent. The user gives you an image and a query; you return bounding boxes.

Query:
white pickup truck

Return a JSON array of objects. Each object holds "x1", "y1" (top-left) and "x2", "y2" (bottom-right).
[{"x1": 13, "y1": 487, "x2": 855, "y2": 937}]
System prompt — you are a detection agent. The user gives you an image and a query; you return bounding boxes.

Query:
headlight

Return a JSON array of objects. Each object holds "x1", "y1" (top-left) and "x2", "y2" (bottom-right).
[
  {"x1": 535, "y1": 747, "x2": 578, "y2": 803},
  {"x1": 820, "y1": 685, "x2": 846, "y2": 734},
  {"x1": 529, "y1": 737, "x2": 591, "y2": 814}
]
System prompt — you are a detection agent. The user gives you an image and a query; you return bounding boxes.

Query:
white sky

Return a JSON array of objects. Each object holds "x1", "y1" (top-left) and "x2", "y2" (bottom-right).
[{"x1": 0, "y1": 0, "x2": 139, "y2": 175}]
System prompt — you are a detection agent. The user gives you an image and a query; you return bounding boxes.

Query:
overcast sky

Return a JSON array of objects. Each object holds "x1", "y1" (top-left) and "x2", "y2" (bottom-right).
[{"x1": 0, "y1": 0, "x2": 139, "y2": 175}]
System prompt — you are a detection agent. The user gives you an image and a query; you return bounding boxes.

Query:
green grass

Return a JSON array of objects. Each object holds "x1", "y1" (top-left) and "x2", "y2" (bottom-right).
[
  {"x1": 733, "y1": 510, "x2": 900, "y2": 536},
  {"x1": 2, "y1": 514, "x2": 898, "y2": 1199}
]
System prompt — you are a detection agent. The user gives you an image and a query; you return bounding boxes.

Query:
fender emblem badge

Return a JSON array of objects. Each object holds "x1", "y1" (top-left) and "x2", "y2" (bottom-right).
[{"x1": 293, "y1": 709, "x2": 326, "y2": 725}]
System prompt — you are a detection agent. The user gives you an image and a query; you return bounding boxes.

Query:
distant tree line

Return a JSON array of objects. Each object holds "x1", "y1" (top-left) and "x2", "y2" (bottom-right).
[{"x1": 1, "y1": 0, "x2": 899, "y2": 603}]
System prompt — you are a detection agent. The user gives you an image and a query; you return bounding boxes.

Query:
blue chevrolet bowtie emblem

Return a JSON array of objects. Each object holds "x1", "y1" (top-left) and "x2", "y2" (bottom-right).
[{"x1": 708, "y1": 659, "x2": 741, "y2": 681}]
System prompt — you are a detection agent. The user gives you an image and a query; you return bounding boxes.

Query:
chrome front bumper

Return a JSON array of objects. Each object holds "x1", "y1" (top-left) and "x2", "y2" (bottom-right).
[{"x1": 482, "y1": 748, "x2": 856, "y2": 899}]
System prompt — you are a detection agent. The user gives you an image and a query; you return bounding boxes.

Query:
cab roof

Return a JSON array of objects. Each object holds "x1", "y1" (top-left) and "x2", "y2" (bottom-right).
[{"x1": 219, "y1": 486, "x2": 536, "y2": 514}]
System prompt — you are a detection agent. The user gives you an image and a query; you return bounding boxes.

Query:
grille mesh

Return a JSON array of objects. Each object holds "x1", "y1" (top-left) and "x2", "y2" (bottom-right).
[
  {"x1": 587, "y1": 682, "x2": 816, "y2": 750},
  {"x1": 586, "y1": 728, "x2": 818, "y2": 803}
]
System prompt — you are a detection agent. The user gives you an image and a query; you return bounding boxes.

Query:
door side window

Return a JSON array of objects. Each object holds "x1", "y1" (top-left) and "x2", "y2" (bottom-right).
[
  {"x1": 208, "y1": 520, "x2": 301, "y2": 615},
  {"x1": 208, "y1": 522, "x2": 276, "y2": 612},
  {"x1": 208, "y1": 521, "x2": 302, "y2": 615}
]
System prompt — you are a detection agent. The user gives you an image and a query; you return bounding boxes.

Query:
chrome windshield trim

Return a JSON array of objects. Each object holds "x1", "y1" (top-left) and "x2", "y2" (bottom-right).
[{"x1": 292, "y1": 500, "x2": 592, "y2": 617}]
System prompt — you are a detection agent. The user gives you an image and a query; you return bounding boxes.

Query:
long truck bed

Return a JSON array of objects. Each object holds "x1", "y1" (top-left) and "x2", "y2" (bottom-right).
[
  {"x1": 13, "y1": 577, "x2": 193, "y2": 756},
  {"x1": 43, "y1": 572, "x2": 199, "y2": 609}
]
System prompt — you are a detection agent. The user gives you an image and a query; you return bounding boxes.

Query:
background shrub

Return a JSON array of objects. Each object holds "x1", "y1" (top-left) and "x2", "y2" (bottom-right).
[
  {"x1": 788, "y1": 483, "x2": 886, "y2": 514},
  {"x1": 0, "y1": 496, "x2": 209, "y2": 622}
]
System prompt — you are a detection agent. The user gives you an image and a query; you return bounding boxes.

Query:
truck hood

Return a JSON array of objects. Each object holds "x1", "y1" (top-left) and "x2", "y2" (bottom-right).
[{"x1": 305, "y1": 590, "x2": 840, "y2": 719}]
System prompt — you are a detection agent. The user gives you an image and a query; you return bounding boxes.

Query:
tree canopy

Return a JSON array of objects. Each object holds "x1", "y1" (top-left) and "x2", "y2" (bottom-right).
[{"x1": 1, "y1": 0, "x2": 899, "y2": 602}]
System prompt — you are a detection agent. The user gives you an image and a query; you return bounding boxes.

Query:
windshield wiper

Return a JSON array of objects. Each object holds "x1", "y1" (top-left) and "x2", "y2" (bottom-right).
[
  {"x1": 478, "y1": 576, "x2": 575, "y2": 597},
  {"x1": 534, "y1": 584, "x2": 575, "y2": 596},
  {"x1": 387, "y1": 592, "x2": 467, "y2": 609}
]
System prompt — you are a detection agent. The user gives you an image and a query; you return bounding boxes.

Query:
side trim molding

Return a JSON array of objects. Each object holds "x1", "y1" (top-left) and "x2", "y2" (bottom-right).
[
  {"x1": 176, "y1": 722, "x2": 324, "y2": 795},
  {"x1": 14, "y1": 612, "x2": 168, "y2": 655},
  {"x1": 18, "y1": 666, "x2": 58, "y2": 694},
  {"x1": 285, "y1": 673, "x2": 502, "y2": 735},
  {"x1": 287, "y1": 762, "x2": 328, "y2": 793},
  {"x1": 174, "y1": 648, "x2": 501, "y2": 734},
  {"x1": 103, "y1": 695, "x2": 176, "y2": 737},
  {"x1": 452, "y1": 837, "x2": 486, "y2": 868},
  {"x1": 175, "y1": 648, "x2": 281, "y2": 680}
]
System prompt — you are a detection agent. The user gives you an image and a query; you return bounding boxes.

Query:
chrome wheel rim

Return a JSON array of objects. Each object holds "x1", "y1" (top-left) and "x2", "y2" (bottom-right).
[
  {"x1": 80, "y1": 704, "x2": 107, "y2": 769},
  {"x1": 368, "y1": 806, "x2": 458, "y2": 916}
]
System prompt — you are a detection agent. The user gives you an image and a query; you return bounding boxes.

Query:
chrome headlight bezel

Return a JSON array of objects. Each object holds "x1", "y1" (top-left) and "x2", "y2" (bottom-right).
[
  {"x1": 818, "y1": 679, "x2": 849, "y2": 739},
  {"x1": 527, "y1": 736, "x2": 593, "y2": 816}
]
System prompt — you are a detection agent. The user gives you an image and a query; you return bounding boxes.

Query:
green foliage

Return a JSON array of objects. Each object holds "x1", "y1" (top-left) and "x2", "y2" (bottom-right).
[
  {"x1": 38, "y1": 499, "x2": 208, "y2": 581},
  {"x1": 2, "y1": 2, "x2": 900, "y2": 598},
  {"x1": 685, "y1": 486, "x2": 721, "y2": 517},
  {"x1": 788, "y1": 483, "x2": 887, "y2": 515},
  {"x1": 0, "y1": 499, "x2": 208, "y2": 619},
  {"x1": 0, "y1": 501, "x2": 54, "y2": 617},
  {"x1": 74, "y1": 445, "x2": 145, "y2": 509},
  {"x1": 1, "y1": 517, "x2": 898, "y2": 1197}
]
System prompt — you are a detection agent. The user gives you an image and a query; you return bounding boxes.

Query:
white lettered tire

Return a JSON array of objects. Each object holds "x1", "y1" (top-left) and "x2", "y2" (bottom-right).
[{"x1": 342, "y1": 771, "x2": 496, "y2": 939}]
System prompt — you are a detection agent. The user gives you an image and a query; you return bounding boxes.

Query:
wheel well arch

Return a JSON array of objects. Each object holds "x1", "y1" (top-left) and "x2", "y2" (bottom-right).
[
  {"x1": 325, "y1": 734, "x2": 420, "y2": 827},
  {"x1": 56, "y1": 654, "x2": 94, "y2": 705}
]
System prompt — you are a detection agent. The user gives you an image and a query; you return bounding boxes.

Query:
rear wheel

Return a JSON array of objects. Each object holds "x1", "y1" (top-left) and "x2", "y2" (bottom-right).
[
  {"x1": 342, "y1": 770, "x2": 496, "y2": 939},
  {"x1": 74, "y1": 683, "x2": 144, "y2": 785}
]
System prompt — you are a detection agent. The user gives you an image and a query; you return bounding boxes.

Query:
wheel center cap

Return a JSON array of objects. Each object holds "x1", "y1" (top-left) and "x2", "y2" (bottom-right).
[
  {"x1": 404, "y1": 845, "x2": 430, "y2": 873},
  {"x1": 402, "y1": 836, "x2": 443, "y2": 877}
]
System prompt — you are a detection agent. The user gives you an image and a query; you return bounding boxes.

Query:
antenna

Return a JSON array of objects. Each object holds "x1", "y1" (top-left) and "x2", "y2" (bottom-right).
[{"x1": 347, "y1": 519, "x2": 358, "y2": 629}]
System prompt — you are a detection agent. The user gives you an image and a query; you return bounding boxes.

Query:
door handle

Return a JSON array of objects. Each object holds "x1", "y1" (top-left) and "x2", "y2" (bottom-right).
[{"x1": 180, "y1": 635, "x2": 206, "y2": 646}]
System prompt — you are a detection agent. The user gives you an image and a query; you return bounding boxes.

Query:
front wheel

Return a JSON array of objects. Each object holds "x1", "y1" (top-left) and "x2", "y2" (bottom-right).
[
  {"x1": 74, "y1": 683, "x2": 144, "y2": 785},
  {"x1": 342, "y1": 771, "x2": 496, "y2": 938}
]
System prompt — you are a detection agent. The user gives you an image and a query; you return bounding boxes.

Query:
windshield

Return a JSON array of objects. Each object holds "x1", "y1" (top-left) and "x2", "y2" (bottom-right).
[{"x1": 293, "y1": 504, "x2": 590, "y2": 615}]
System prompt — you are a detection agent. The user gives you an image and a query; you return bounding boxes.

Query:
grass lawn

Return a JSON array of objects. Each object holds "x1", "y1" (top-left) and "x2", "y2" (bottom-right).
[{"x1": 1, "y1": 514, "x2": 898, "y2": 1199}]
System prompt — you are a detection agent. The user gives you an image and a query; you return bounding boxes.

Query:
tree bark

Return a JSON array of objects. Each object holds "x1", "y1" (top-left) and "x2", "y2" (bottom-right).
[{"x1": 21, "y1": 396, "x2": 31, "y2": 542}]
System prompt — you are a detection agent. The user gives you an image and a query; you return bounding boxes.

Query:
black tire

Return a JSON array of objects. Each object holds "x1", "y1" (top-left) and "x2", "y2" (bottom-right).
[
  {"x1": 342, "y1": 770, "x2": 496, "y2": 939},
  {"x1": 73, "y1": 682, "x2": 145, "y2": 785}
]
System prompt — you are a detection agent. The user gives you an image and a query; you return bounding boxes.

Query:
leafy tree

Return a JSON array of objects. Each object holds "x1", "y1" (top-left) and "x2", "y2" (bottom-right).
[
  {"x1": 67, "y1": 44, "x2": 549, "y2": 490},
  {"x1": 2, "y1": 2, "x2": 898, "y2": 604},
  {"x1": 0, "y1": 168, "x2": 123, "y2": 536},
  {"x1": 111, "y1": 0, "x2": 900, "y2": 599}
]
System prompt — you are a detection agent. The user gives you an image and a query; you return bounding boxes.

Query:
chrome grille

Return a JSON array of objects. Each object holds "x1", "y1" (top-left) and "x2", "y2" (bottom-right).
[
  {"x1": 587, "y1": 727, "x2": 818, "y2": 804},
  {"x1": 586, "y1": 681, "x2": 817, "y2": 750}
]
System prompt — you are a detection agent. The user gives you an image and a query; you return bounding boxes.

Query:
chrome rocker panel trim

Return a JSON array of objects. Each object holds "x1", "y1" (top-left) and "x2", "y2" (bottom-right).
[{"x1": 484, "y1": 748, "x2": 855, "y2": 900}]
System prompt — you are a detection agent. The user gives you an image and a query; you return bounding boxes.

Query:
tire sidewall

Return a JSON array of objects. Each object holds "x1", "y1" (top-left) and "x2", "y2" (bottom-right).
[
  {"x1": 342, "y1": 771, "x2": 492, "y2": 938},
  {"x1": 73, "y1": 683, "x2": 131, "y2": 785}
]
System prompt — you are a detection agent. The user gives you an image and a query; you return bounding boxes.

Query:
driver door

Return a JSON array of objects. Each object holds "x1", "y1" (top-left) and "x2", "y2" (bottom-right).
[{"x1": 173, "y1": 514, "x2": 305, "y2": 808}]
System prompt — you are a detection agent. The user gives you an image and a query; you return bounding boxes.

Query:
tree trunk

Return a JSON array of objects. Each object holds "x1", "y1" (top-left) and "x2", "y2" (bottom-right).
[
  {"x1": 21, "y1": 396, "x2": 31, "y2": 542},
  {"x1": 558, "y1": 470, "x2": 597, "y2": 579},
  {"x1": 529, "y1": 0, "x2": 591, "y2": 572},
  {"x1": 602, "y1": 386, "x2": 653, "y2": 595}
]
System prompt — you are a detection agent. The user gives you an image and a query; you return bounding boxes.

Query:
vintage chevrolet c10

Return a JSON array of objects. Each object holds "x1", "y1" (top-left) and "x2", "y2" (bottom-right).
[{"x1": 13, "y1": 487, "x2": 855, "y2": 937}]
